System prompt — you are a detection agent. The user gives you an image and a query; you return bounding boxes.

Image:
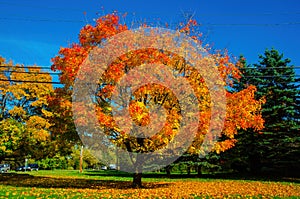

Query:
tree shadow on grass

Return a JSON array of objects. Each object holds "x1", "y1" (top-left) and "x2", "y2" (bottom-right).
[{"x1": 0, "y1": 173, "x2": 170, "y2": 189}]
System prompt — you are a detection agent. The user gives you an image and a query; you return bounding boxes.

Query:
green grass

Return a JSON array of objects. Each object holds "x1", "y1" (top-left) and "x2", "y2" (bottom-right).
[{"x1": 27, "y1": 169, "x2": 300, "y2": 183}]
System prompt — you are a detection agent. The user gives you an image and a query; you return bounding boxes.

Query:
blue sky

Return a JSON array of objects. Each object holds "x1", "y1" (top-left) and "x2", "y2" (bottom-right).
[{"x1": 0, "y1": 0, "x2": 300, "y2": 74}]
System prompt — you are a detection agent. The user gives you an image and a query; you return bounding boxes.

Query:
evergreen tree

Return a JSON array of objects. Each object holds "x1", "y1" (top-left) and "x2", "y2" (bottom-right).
[
  {"x1": 254, "y1": 49, "x2": 300, "y2": 174},
  {"x1": 229, "y1": 49, "x2": 300, "y2": 176}
]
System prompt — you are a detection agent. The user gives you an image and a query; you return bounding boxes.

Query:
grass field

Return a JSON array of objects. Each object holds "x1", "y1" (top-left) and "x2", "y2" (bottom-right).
[{"x1": 0, "y1": 170, "x2": 299, "y2": 198}]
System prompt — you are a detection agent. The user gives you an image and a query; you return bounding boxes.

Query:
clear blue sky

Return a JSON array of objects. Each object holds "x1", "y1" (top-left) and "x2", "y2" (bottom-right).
[{"x1": 0, "y1": 0, "x2": 300, "y2": 73}]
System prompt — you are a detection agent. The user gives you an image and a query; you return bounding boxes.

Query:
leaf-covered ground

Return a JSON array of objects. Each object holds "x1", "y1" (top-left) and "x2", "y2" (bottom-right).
[{"x1": 0, "y1": 170, "x2": 299, "y2": 198}]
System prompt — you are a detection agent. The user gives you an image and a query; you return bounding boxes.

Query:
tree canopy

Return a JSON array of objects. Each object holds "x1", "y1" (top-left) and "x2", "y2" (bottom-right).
[
  {"x1": 0, "y1": 57, "x2": 54, "y2": 162},
  {"x1": 50, "y1": 13, "x2": 265, "y2": 187}
]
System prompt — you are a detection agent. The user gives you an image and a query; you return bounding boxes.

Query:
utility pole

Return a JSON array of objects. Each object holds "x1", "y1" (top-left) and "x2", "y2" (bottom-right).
[{"x1": 79, "y1": 145, "x2": 83, "y2": 173}]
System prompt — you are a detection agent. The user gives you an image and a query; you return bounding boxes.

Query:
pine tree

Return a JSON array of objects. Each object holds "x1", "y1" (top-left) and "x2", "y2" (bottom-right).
[
  {"x1": 254, "y1": 49, "x2": 300, "y2": 174},
  {"x1": 230, "y1": 49, "x2": 300, "y2": 176}
]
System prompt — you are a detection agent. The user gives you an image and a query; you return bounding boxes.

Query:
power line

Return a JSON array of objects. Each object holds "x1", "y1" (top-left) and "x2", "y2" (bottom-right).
[
  {"x1": 0, "y1": 1, "x2": 86, "y2": 12},
  {"x1": 1, "y1": 17, "x2": 300, "y2": 27},
  {"x1": 2, "y1": 74, "x2": 299, "y2": 79},
  {"x1": 197, "y1": 12, "x2": 300, "y2": 16},
  {"x1": 0, "y1": 79, "x2": 62, "y2": 85},
  {"x1": 0, "y1": 1, "x2": 300, "y2": 16},
  {"x1": 2, "y1": 65, "x2": 300, "y2": 70},
  {"x1": 0, "y1": 17, "x2": 85, "y2": 23},
  {"x1": 1, "y1": 70, "x2": 61, "y2": 75},
  {"x1": 201, "y1": 22, "x2": 300, "y2": 27},
  {"x1": 243, "y1": 75, "x2": 300, "y2": 78},
  {"x1": 1, "y1": 78, "x2": 298, "y2": 85},
  {"x1": 0, "y1": 65, "x2": 53, "y2": 70},
  {"x1": 2, "y1": 65, "x2": 300, "y2": 77},
  {"x1": 241, "y1": 66, "x2": 300, "y2": 68},
  {"x1": 2, "y1": 71, "x2": 299, "y2": 78},
  {"x1": 2, "y1": 65, "x2": 300, "y2": 69},
  {"x1": 0, "y1": 65, "x2": 61, "y2": 75},
  {"x1": 0, "y1": 76, "x2": 299, "y2": 85}
]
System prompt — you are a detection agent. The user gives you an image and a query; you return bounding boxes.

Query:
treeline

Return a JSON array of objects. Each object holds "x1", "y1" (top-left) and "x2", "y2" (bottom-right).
[
  {"x1": 1, "y1": 48, "x2": 299, "y2": 176},
  {"x1": 0, "y1": 49, "x2": 300, "y2": 176}
]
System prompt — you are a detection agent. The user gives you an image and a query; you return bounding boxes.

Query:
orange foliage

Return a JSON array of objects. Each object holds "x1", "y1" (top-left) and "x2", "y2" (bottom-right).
[{"x1": 50, "y1": 13, "x2": 264, "y2": 157}]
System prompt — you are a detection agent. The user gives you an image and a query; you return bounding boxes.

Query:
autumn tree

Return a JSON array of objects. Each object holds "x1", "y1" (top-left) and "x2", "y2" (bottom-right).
[
  {"x1": 46, "y1": 87, "x2": 80, "y2": 157},
  {"x1": 51, "y1": 13, "x2": 264, "y2": 187},
  {"x1": 221, "y1": 55, "x2": 266, "y2": 174},
  {"x1": 0, "y1": 57, "x2": 54, "y2": 163}
]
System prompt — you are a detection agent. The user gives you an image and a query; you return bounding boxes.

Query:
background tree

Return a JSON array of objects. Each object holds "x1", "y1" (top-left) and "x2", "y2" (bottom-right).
[
  {"x1": 47, "y1": 87, "x2": 80, "y2": 158},
  {"x1": 0, "y1": 57, "x2": 54, "y2": 164},
  {"x1": 51, "y1": 13, "x2": 264, "y2": 187},
  {"x1": 253, "y1": 49, "x2": 300, "y2": 175},
  {"x1": 67, "y1": 147, "x2": 101, "y2": 170},
  {"x1": 225, "y1": 49, "x2": 300, "y2": 176}
]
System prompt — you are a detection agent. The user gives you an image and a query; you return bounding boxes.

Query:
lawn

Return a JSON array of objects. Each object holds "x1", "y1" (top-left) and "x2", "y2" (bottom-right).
[{"x1": 0, "y1": 170, "x2": 299, "y2": 198}]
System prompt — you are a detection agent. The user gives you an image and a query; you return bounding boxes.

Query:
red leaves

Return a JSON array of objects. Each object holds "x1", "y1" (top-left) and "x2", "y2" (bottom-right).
[
  {"x1": 179, "y1": 19, "x2": 198, "y2": 35},
  {"x1": 51, "y1": 44, "x2": 88, "y2": 87},
  {"x1": 79, "y1": 14, "x2": 127, "y2": 47},
  {"x1": 52, "y1": 13, "x2": 129, "y2": 89},
  {"x1": 78, "y1": 25, "x2": 95, "y2": 46},
  {"x1": 215, "y1": 53, "x2": 242, "y2": 85}
]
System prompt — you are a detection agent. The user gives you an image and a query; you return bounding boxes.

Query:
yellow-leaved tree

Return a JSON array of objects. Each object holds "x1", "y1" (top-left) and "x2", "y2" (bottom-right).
[{"x1": 0, "y1": 56, "x2": 54, "y2": 163}]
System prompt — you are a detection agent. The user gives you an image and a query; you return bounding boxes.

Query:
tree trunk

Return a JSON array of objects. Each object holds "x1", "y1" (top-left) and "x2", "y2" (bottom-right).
[
  {"x1": 249, "y1": 154, "x2": 261, "y2": 174},
  {"x1": 187, "y1": 165, "x2": 191, "y2": 175},
  {"x1": 197, "y1": 165, "x2": 202, "y2": 177},
  {"x1": 132, "y1": 155, "x2": 143, "y2": 188},
  {"x1": 79, "y1": 145, "x2": 83, "y2": 173},
  {"x1": 132, "y1": 172, "x2": 143, "y2": 188},
  {"x1": 166, "y1": 165, "x2": 171, "y2": 178}
]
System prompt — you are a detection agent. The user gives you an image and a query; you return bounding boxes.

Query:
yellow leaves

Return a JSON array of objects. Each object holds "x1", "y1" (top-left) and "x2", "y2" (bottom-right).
[
  {"x1": 0, "y1": 60, "x2": 54, "y2": 145},
  {"x1": 0, "y1": 58, "x2": 54, "y2": 155},
  {"x1": 26, "y1": 116, "x2": 51, "y2": 141},
  {"x1": 41, "y1": 109, "x2": 53, "y2": 117},
  {"x1": 0, "y1": 145, "x2": 6, "y2": 152},
  {"x1": 31, "y1": 99, "x2": 45, "y2": 107},
  {"x1": 129, "y1": 101, "x2": 150, "y2": 126},
  {"x1": 9, "y1": 84, "x2": 29, "y2": 100},
  {"x1": 0, "y1": 119, "x2": 25, "y2": 155},
  {"x1": 1, "y1": 63, "x2": 53, "y2": 109},
  {"x1": 8, "y1": 106, "x2": 26, "y2": 117},
  {"x1": 27, "y1": 115, "x2": 51, "y2": 129}
]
